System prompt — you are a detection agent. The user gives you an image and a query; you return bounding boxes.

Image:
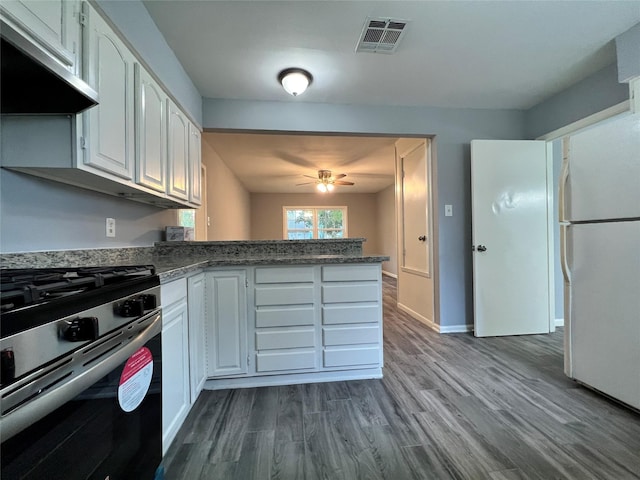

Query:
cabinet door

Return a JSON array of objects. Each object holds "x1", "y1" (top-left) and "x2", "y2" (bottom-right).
[
  {"x1": 206, "y1": 270, "x2": 248, "y2": 377},
  {"x1": 187, "y1": 273, "x2": 206, "y2": 403},
  {"x1": 0, "y1": 0, "x2": 77, "y2": 71},
  {"x1": 83, "y1": 5, "x2": 134, "y2": 179},
  {"x1": 167, "y1": 100, "x2": 189, "y2": 201},
  {"x1": 188, "y1": 123, "x2": 202, "y2": 205},
  {"x1": 161, "y1": 299, "x2": 190, "y2": 454},
  {"x1": 135, "y1": 64, "x2": 167, "y2": 192}
]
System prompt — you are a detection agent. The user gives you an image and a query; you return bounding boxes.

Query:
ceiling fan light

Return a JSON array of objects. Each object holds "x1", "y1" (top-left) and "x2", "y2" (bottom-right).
[
  {"x1": 317, "y1": 183, "x2": 327, "y2": 192},
  {"x1": 278, "y1": 68, "x2": 312, "y2": 96},
  {"x1": 326, "y1": 183, "x2": 335, "y2": 191}
]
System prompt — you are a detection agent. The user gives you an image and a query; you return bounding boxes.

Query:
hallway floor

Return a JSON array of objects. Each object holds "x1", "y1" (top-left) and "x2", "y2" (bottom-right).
[{"x1": 164, "y1": 276, "x2": 640, "y2": 479}]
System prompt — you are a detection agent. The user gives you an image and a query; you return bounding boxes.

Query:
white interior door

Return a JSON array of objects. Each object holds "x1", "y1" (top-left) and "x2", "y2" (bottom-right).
[{"x1": 471, "y1": 140, "x2": 551, "y2": 337}]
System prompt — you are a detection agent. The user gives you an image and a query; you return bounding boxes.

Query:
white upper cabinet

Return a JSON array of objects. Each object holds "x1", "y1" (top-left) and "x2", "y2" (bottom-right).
[
  {"x1": 135, "y1": 64, "x2": 167, "y2": 192},
  {"x1": 0, "y1": 0, "x2": 79, "y2": 73},
  {"x1": 167, "y1": 99, "x2": 190, "y2": 201},
  {"x1": 188, "y1": 123, "x2": 202, "y2": 206},
  {"x1": 82, "y1": 3, "x2": 134, "y2": 180}
]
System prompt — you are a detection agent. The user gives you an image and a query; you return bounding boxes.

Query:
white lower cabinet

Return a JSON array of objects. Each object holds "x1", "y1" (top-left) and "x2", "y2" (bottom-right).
[
  {"x1": 204, "y1": 264, "x2": 383, "y2": 387},
  {"x1": 321, "y1": 265, "x2": 383, "y2": 368},
  {"x1": 205, "y1": 270, "x2": 248, "y2": 377},
  {"x1": 160, "y1": 278, "x2": 190, "y2": 455},
  {"x1": 253, "y1": 266, "x2": 319, "y2": 373},
  {"x1": 187, "y1": 273, "x2": 206, "y2": 403}
]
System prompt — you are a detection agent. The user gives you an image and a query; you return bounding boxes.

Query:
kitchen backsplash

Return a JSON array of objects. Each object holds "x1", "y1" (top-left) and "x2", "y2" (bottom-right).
[{"x1": 0, "y1": 239, "x2": 365, "y2": 268}]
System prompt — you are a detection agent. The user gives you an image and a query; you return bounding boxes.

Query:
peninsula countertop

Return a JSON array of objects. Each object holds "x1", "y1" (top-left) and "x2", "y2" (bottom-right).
[{"x1": 154, "y1": 253, "x2": 390, "y2": 283}]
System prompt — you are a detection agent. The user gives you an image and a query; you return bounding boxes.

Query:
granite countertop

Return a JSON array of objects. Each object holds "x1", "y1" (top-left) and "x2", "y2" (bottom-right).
[
  {"x1": 155, "y1": 254, "x2": 390, "y2": 283},
  {"x1": 0, "y1": 240, "x2": 389, "y2": 284}
]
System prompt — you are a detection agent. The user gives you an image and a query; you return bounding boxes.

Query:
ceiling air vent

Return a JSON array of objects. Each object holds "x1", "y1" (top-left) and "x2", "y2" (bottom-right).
[{"x1": 356, "y1": 17, "x2": 409, "y2": 54}]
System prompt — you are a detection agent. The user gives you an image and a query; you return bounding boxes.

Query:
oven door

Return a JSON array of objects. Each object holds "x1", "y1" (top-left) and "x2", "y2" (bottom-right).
[{"x1": 1, "y1": 311, "x2": 163, "y2": 480}]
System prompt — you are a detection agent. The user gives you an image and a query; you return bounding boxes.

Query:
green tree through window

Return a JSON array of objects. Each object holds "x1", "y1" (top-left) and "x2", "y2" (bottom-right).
[{"x1": 283, "y1": 207, "x2": 347, "y2": 239}]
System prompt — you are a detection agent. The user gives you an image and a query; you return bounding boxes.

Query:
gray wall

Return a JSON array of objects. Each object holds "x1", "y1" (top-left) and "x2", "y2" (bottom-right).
[
  {"x1": 0, "y1": 170, "x2": 175, "y2": 253},
  {"x1": 203, "y1": 99, "x2": 526, "y2": 328},
  {"x1": 525, "y1": 63, "x2": 629, "y2": 139},
  {"x1": 616, "y1": 23, "x2": 640, "y2": 81},
  {"x1": 95, "y1": 0, "x2": 202, "y2": 126}
]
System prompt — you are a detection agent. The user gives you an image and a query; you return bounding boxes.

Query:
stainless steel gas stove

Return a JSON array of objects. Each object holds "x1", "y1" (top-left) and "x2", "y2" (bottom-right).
[{"x1": 0, "y1": 265, "x2": 163, "y2": 480}]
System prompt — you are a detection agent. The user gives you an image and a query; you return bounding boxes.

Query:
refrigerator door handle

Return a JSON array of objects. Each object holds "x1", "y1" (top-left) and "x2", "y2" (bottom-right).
[
  {"x1": 558, "y1": 137, "x2": 570, "y2": 223},
  {"x1": 559, "y1": 222, "x2": 572, "y2": 377}
]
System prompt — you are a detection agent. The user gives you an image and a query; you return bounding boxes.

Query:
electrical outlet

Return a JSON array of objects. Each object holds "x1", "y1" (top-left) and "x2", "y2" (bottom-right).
[{"x1": 106, "y1": 218, "x2": 116, "y2": 237}]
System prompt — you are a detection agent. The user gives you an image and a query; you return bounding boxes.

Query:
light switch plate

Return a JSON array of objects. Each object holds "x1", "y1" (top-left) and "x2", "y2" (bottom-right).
[{"x1": 445, "y1": 205, "x2": 453, "y2": 217}]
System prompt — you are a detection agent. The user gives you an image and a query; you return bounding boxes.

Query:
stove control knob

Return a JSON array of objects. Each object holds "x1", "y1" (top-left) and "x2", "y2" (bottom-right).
[
  {"x1": 138, "y1": 294, "x2": 157, "y2": 310},
  {"x1": 62, "y1": 317, "x2": 99, "y2": 342},
  {"x1": 1, "y1": 348, "x2": 16, "y2": 386},
  {"x1": 118, "y1": 298, "x2": 144, "y2": 317}
]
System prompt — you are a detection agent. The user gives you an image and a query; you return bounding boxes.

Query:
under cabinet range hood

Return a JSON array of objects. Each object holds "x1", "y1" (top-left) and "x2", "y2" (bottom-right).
[{"x1": 0, "y1": 20, "x2": 98, "y2": 115}]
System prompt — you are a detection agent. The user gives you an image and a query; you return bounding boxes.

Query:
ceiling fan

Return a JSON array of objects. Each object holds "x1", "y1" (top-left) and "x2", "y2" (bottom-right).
[{"x1": 296, "y1": 170, "x2": 355, "y2": 192}]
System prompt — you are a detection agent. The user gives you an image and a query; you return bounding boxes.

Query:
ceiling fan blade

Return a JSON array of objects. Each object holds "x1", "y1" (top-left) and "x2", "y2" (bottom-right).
[
  {"x1": 303, "y1": 175, "x2": 319, "y2": 180},
  {"x1": 333, "y1": 173, "x2": 347, "y2": 180},
  {"x1": 296, "y1": 181, "x2": 316, "y2": 186},
  {"x1": 333, "y1": 181, "x2": 354, "y2": 186}
]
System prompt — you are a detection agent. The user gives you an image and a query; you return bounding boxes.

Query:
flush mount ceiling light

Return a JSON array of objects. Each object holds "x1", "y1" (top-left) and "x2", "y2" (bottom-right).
[{"x1": 278, "y1": 68, "x2": 312, "y2": 96}]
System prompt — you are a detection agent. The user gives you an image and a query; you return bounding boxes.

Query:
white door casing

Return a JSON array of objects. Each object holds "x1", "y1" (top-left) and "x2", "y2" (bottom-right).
[
  {"x1": 401, "y1": 141, "x2": 430, "y2": 276},
  {"x1": 394, "y1": 138, "x2": 435, "y2": 328},
  {"x1": 471, "y1": 140, "x2": 552, "y2": 337}
]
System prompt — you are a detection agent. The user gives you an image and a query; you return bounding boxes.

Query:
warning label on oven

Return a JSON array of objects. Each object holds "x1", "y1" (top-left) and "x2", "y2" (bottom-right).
[{"x1": 118, "y1": 347, "x2": 153, "y2": 412}]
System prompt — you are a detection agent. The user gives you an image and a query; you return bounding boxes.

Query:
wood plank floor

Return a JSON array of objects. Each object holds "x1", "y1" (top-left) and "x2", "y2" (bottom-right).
[{"x1": 163, "y1": 276, "x2": 640, "y2": 479}]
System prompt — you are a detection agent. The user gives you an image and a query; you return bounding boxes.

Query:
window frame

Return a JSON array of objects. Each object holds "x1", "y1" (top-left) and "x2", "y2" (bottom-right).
[{"x1": 282, "y1": 206, "x2": 348, "y2": 240}]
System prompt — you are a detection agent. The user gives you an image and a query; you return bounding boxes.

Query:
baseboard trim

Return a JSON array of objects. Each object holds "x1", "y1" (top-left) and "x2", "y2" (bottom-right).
[
  {"x1": 203, "y1": 367, "x2": 383, "y2": 390},
  {"x1": 555, "y1": 318, "x2": 565, "y2": 327},
  {"x1": 382, "y1": 270, "x2": 397, "y2": 279},
  {"x1": 397, "y1": 303, "x2": 472, "y2": 334},
  {"x1": 397, "y1": 303, "x2": 437, "y2": 331},
  {"x1": 439, "y1": 324, "x2": 474, "y2": 334}
]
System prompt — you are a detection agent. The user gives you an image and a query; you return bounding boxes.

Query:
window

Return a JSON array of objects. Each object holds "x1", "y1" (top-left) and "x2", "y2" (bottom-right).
[
  {"x1": 283, "y1": 207, "x2": 348, "y2": 239},
  {"x1": 177, "y1": 210, "x2": 195, "y2": 228}
]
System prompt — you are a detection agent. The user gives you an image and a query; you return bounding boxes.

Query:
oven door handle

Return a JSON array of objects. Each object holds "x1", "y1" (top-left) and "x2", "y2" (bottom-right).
[{"x1": 0, "y1": 312, "x2": 162, "y2": 442}]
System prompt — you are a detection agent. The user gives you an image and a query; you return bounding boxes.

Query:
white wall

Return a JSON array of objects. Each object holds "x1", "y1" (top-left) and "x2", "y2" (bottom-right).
[
  {"x1": 376, "y1": 184, "x2": 397, "y2": 275},
  {"x1": 201, "y1": 136, "x2": 251, "y2": 240}
]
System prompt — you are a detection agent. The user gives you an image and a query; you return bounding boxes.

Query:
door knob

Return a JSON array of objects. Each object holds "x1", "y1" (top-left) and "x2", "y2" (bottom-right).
[
  {"x1": 477, "y1": 245, "x2": 487, "y2": 252},
  {"x1": 418, "y1": 235, "x2": 426, "y2": 242}
]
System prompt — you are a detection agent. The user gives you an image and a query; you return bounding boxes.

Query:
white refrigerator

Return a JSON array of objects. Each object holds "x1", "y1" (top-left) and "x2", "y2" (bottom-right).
[{"x1": 560, "y1": 112, "x2": 640, "y2": 409}]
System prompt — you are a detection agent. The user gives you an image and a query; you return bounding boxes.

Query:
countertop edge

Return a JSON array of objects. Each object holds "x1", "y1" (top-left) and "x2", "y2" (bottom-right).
[{"x1": 157, "y1": 255, "x2": 390, "y2": 283}]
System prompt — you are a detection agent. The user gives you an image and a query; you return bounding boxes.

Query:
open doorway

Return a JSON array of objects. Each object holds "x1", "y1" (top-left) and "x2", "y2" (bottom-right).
[{"x1": 201, "y1": 131, "x2": 436, "y2": 328}]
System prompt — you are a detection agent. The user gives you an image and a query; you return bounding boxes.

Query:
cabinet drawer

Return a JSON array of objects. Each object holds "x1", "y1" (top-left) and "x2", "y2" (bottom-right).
[
  {"x1": 160, "y1": 278, "x2": 187, "y2": 306},
  {"x1": 322, "y1": 265, "x2": 379, "y2": 282},
  {"x1": 256, "y1": 307, "x2": 315, "y2": 327},
  {"x1": 324, "y1": 347, "x2": 380, "y2": 367},
  {"x1": 256, "y1": 328, "x2": 315, "y2": 350},
  {"x1": 322, "y1": 304, "x2": 379, "y2": 325},
  {"x1": 256, "y1": 350, "x2": 316, "y2": 372},
  {"x1": 323, "y1": 325, "x2": 380, "y2": 346},
  {"x1": 256, "y1": 286, "x2": 314, "y2": 306},
  {"x1": 256, "y1": 267, "x2": 314, "y2": 284},
  {"x1": 322, "y1": 284, "x2": 378, "y2": 303}
]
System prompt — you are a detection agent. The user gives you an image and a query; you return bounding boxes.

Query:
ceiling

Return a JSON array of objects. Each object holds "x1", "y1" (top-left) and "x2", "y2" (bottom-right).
[
  {"x1": 204, "y1": 132, "x2": 399, "y2": 193},
  {"x1": 144, "y1": 1, "x2": 640, "y2": 193}
]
